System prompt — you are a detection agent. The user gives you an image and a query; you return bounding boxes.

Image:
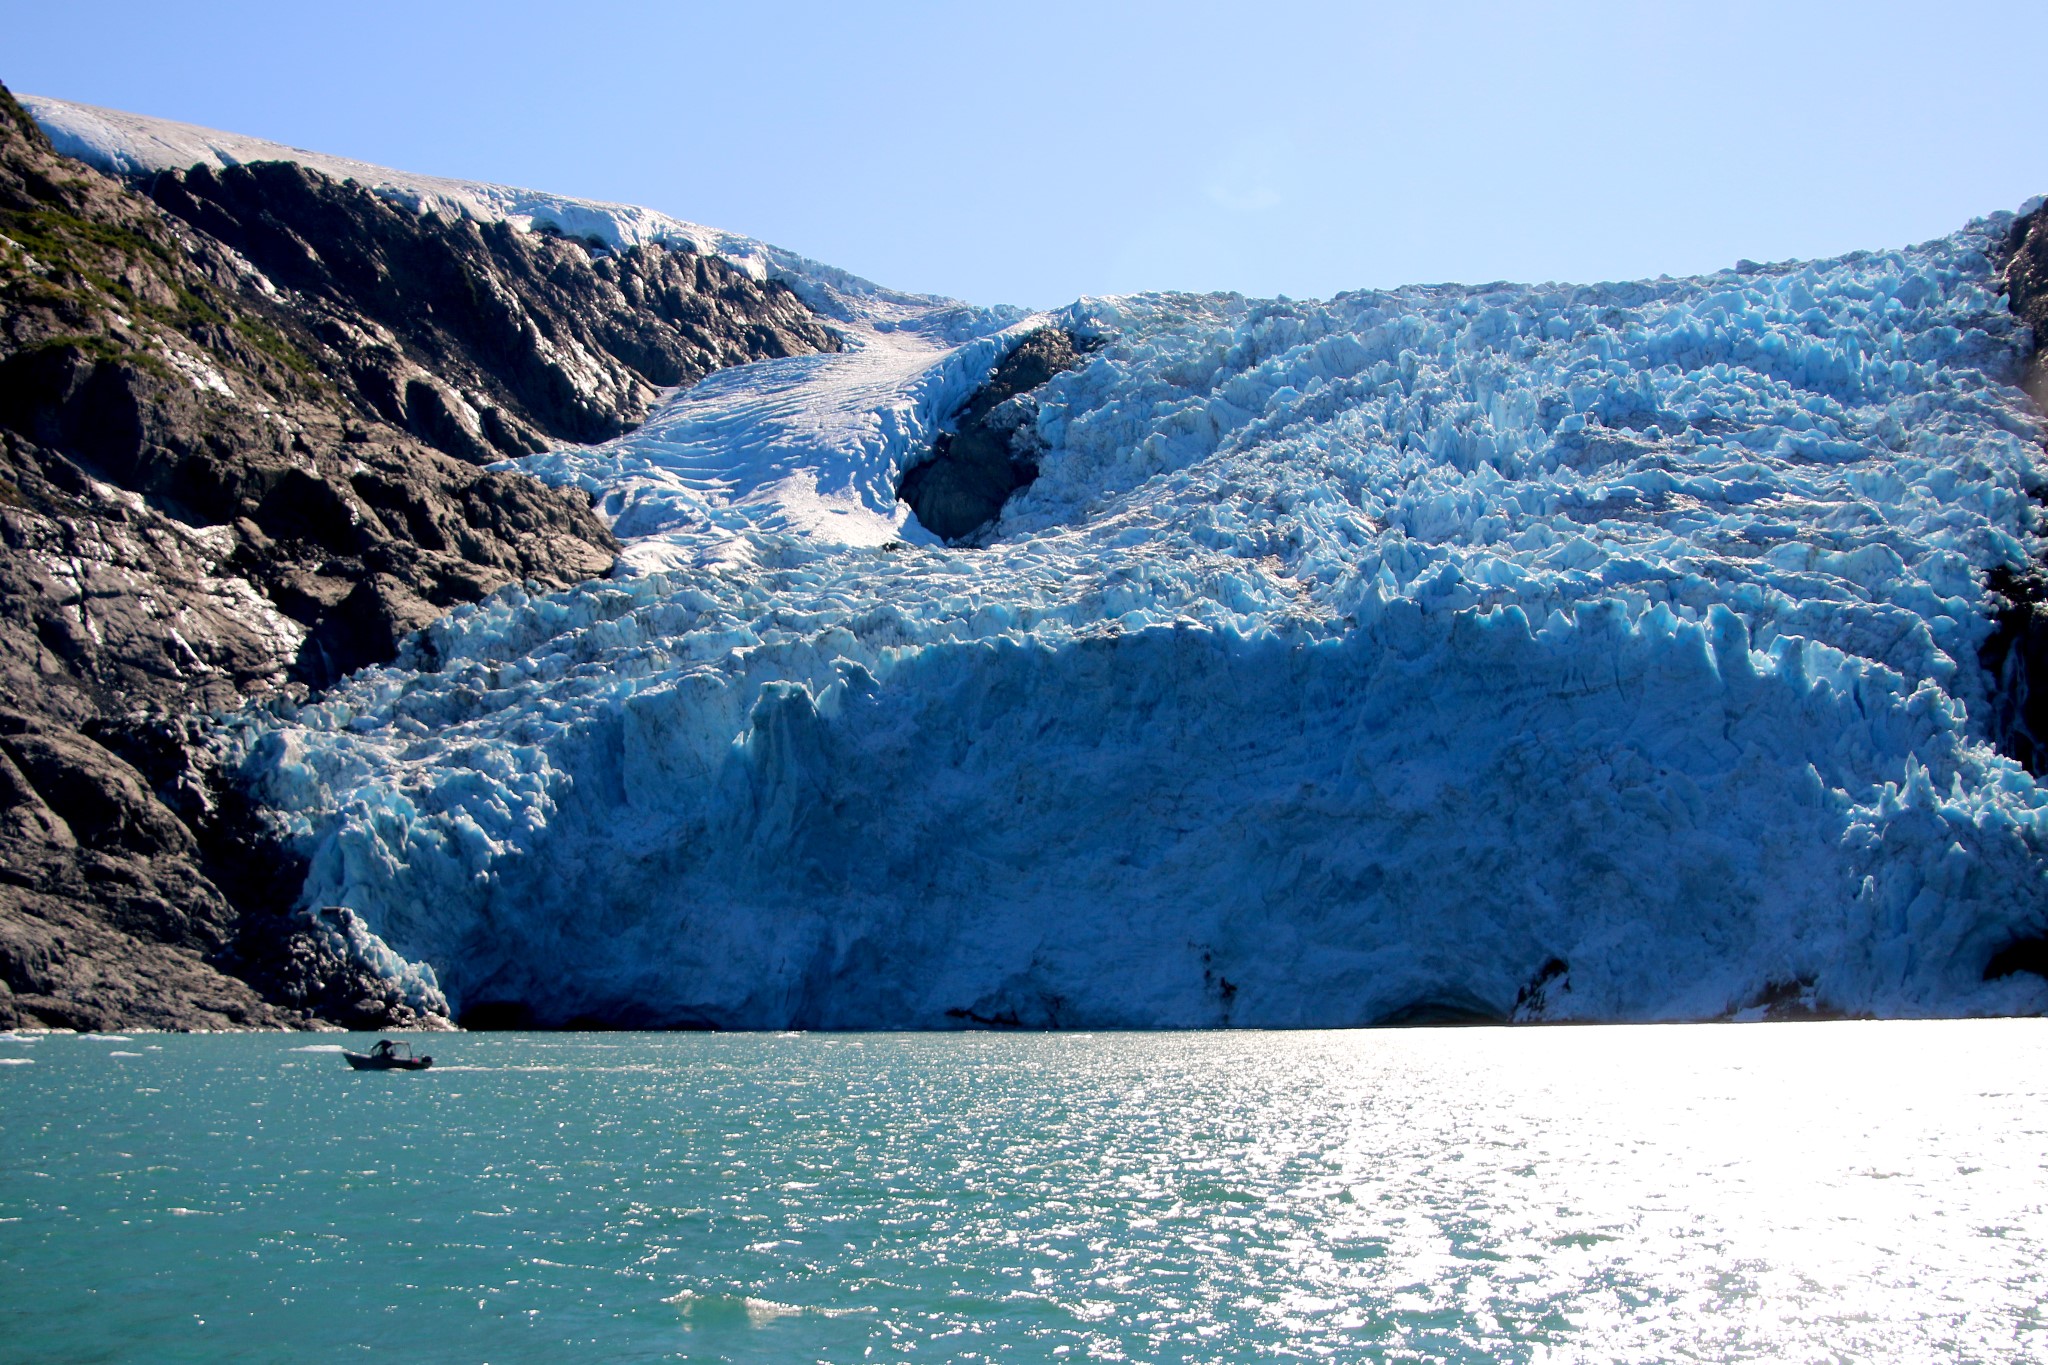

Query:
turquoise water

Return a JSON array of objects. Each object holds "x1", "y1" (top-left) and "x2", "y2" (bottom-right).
[{"x1": 2, "y1": 1023, "x2": 2044, "y2": 1363}]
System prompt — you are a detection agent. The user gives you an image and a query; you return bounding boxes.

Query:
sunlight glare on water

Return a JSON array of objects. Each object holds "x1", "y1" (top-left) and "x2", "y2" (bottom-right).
[{"x1": 1, "y1": 1020, "x2": 2043, "y2": 1362}]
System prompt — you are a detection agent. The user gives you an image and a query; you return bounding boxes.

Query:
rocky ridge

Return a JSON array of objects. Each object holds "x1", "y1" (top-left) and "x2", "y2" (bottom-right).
[
  {"x1": 141, "y1": 159, "x2": 837, "y2": 459},
  {"x1": 0, "y1": 83, "x2": 838, "y2": 1030}
]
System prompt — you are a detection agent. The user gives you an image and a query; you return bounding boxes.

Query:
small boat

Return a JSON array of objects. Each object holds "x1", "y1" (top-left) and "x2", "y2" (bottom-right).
[{"x1": 343, "y1": 1040, "x2": 434, "y2": 1071}]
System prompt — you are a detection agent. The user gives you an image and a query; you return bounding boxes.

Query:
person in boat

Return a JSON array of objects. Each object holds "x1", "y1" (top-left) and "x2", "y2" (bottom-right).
[{"x1": 370, "y1": 1039, "x2": 400, "y2": 1059}]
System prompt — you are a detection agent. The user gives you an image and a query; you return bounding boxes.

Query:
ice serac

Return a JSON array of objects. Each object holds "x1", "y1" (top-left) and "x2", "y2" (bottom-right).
[{"x1": 224, "y1": 202, "x2": 2048, "y2": 1028}]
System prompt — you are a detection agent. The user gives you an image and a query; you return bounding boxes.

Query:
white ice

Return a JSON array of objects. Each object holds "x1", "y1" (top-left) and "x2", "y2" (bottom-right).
[{"x1": 518, "y1": 306, "x2": 1041, "y2": 567}]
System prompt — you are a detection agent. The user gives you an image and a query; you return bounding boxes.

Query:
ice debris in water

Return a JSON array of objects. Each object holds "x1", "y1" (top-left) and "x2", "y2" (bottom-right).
[{"x1": 231, "y1": 213, "x2": 2048, "y2": 1027}]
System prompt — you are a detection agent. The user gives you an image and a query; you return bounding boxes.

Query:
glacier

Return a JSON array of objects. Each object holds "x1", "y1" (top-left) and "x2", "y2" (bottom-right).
[
  {"x1": 34, "y1": 97, "x2": 2048, "y2": 1027},
  {"x1": 236, "y1": 228, "x2": 2048, "y2": 1028}
]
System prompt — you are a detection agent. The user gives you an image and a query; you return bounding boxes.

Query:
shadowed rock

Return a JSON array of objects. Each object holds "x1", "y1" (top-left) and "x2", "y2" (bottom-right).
[
  {"x1": 143, "y1": 159, "x2": 840, "y2": 456},
  {"x1": 898, "y1": 327, "x2": 1096, "y2": 542}
]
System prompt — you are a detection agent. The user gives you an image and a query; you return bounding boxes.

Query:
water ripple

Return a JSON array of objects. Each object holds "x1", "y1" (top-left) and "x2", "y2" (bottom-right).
[{"x1": 0, "y1": 1022, "x2": 2043, "y2": 1362}]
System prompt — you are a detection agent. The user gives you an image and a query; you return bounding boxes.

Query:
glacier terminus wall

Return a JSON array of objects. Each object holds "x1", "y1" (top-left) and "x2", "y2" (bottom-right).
[{"x1": 229, "y1": 208, "x2": 2048, "y2": 1028}]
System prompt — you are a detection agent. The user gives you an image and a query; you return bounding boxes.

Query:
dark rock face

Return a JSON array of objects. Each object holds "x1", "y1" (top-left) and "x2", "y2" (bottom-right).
[
  {"x1": 897, "y1": 327, "x2": 1096, "y2": 542},
  {"x1": 1978, "y1": 566, "x2": 2048, "y2": 775},
  {"x1": 0, "y1": 708, "x2": 290, "y2": 1030},
  {"x1": 142, "y1": 161, "x2": 839, "y2": 457},
  {"x1": 0, "y1": 81, "x2": 838, "y2": 1030},
  {"x1": 1986, "y1": 212, "x2": 2048, "y2": 776},
  {"x1": 2003, "y1": 205, "x2": 2048, "y2": 407},
  {"x1": 0, "y1": 85, "x2": 622, "y2": 706},
  {"x1": 1, "y1": 720, "x2": 194, "y2": 855}
]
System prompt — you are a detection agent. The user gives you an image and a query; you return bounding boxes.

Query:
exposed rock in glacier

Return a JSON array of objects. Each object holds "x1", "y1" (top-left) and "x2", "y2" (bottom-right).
[
  {"x1": 1976, "y1": 208, "x2": 2048, "y2": 777},
  {"x1": 898, "y1": 327, "x2": 1099, "y2": 542},
  {"x1": 229, "y1": 209, "x2": 2048, "y2": 1027},
  {"x1": 1998, "y1": 200, "x2": 2048, "y2": 405},
  {"x1": 1976, "y1": 565, "x2": 2048, "y2": 775}
]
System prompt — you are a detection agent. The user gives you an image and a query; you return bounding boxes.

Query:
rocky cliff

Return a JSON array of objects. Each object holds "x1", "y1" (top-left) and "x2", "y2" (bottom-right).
[
  {"x1": 140, "y1": 159, "x2": 837, "y2": 458},
  {"x1": 0, "y1": 83, "x2": 837, "y2": 1030},
  {"x1": 1972, "y1": 208, "x2": 2048, "y2": 779}
]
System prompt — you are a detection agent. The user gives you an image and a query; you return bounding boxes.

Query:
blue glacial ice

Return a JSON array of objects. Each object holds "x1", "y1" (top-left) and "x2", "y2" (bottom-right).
[{"x1": 220, "y1": 209, "x2": 2048, "y2": 1027}]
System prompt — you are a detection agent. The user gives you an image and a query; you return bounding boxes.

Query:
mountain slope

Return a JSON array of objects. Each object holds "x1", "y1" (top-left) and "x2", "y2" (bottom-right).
[
  {"x1": 0, "y1": 84, "x2": 839, "y2": 1029},
  {"x1": 142, "y1": 160, "x2": 837, "y2": 457}
]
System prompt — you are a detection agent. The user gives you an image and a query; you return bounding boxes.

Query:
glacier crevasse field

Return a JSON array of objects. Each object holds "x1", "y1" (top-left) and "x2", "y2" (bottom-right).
[
  {"x1": 226, "y1": 219, "x2": 2048, "y2": 1027},
  {"x1": 56, "y1": 101, "x2": 2044, "y2": 1026}
]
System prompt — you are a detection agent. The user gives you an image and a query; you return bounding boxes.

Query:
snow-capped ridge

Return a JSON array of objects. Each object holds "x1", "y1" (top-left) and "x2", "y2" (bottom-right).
[
  {"x1": 20, "y1": 93, "x2": 1059, "y2": 557},
  {"x1": 21, "y1": 93, "x2": 934, "y2": 325}
]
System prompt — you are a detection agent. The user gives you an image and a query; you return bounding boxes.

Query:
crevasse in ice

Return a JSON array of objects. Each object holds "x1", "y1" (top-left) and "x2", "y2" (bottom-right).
[{"x1": 230, "y1": 215, "x2": 2048, "y2": 1026}]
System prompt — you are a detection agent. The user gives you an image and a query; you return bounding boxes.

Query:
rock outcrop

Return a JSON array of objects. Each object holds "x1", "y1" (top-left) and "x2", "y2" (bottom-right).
[
  {"x1": 2002, "y1": 204, "x2": 2048, "y2": 407},
  {"x1": 1980, "y1": 210, "x2": 2048, "y2": 776},
  {"x1": 0, "y1": 82, "x2": 838, "y2": 1030},
  {"x1": 897, "y1": 327, "x2": 1095, "y2": 541},
  {"x1": 141, "y1": 160, "x2": 838, "y2": 457},
  {"x1": 1977, "y1": 564, "x2": 2048, "y2": 775}
]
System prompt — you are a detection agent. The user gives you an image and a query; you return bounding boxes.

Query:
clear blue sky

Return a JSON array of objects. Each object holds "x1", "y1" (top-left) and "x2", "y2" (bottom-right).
[{"x1": 8, "y1": 1, "x2": 2044, "y2": 308}]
